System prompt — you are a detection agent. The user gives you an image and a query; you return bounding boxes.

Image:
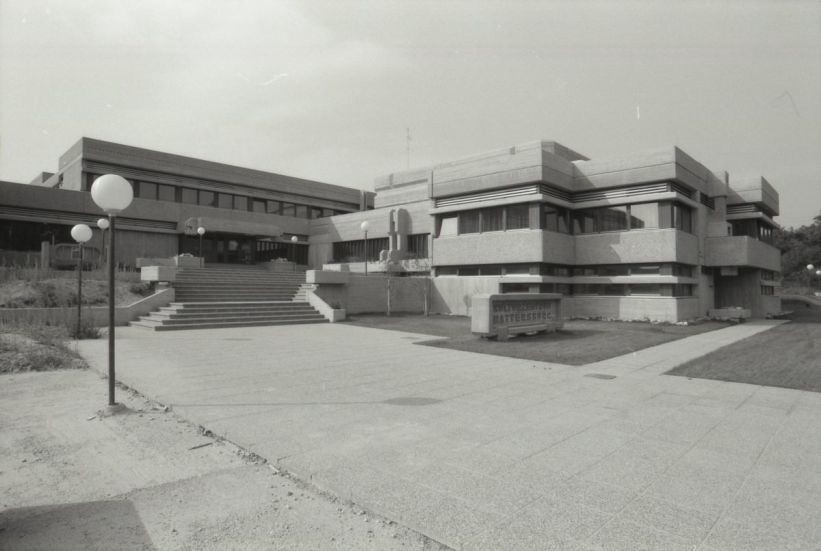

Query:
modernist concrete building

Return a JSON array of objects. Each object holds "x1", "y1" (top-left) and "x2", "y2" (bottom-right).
[{"x1": 0, "y1": 137, "x2": 782, "y2": 321}]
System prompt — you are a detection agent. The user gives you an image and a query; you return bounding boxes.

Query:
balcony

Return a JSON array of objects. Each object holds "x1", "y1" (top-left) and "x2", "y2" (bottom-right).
[{"x1": 704, "y1": 236, "x2": 780, "y2": 271}]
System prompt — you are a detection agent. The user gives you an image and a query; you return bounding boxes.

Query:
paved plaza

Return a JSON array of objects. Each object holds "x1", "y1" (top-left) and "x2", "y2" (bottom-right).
[{"x1": 77, "y1": 321, "x2": 821, "y2": 550}]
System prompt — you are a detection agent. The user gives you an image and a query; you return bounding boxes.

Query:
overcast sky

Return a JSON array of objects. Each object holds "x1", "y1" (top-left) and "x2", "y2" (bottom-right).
[{"x1": 1, "y1": 0, "x2": 819, "y2": 227}]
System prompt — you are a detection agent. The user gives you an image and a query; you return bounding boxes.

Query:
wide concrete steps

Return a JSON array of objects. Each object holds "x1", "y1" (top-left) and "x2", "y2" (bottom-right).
[
  {"x1": 132, "y1": 265, "x2": 325, "y2": 330},
  {"x1": 131, "y1": 301, "x2": 327, "y2": 331}
]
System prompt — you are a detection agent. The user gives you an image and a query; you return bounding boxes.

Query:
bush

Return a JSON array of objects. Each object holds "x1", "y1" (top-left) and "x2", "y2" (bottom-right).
[
  {"x1": 65, "y1": 315, "x2": 102, "y2": 340},
  {"x1": 128, "y1": 281, "x2": 153, "y2": 297}
]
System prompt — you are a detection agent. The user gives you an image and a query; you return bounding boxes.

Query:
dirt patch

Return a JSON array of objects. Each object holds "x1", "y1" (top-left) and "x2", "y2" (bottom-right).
[
  {"x1": 0, "y1": 333, "x2": 86, "y2": 373},
  {"x1": 345, "y1": 314, "x2": 728, "y2": 365}
]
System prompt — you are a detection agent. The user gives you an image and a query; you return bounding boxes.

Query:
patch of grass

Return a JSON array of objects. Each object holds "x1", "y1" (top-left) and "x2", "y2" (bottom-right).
[
  {"x1": 667, "y1": 301, "x2": 821, "y2": 392},
  {"x1": 344, "y1": 314, "x2": 728, "y2": 366},
  {"x1": 0, "y1": 322, "x2": 87, "y2": 374}
]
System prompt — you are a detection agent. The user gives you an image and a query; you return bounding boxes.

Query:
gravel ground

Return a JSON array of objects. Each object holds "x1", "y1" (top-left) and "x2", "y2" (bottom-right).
[{"x1": 0, "y1": 369, "x2": 449, "y2": 550}]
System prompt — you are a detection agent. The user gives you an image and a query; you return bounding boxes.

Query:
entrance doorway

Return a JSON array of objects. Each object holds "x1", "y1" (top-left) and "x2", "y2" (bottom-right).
[{"x1": 180, "y1": 233, "x2": 256, "y2": 264}]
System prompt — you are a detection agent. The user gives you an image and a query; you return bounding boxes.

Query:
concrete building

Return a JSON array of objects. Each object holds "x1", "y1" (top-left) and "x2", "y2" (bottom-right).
[
  {"x1": 0, "y1": 138, "x2": 781, "y2": 321},
  {"x1": 312, "y1": 140, "x2": 782, "y2": 320}
]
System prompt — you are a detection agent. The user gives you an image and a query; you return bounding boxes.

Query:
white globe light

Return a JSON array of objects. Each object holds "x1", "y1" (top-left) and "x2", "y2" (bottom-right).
[
  {"x1": 97, "y1": 217, "x2": 109, "y2": 230},
  {"x1": 290, "y1": 235, "x2": 298, "y2": 242},
  {"x1": 817, "y1": 270, "x2": 821, "y2": 276},
  {"x1": 808, "y1": 264, "x2": 815, "y2": 271},
  {"x1": 360, "y1": 221, "x2": 370, "y2": 232},
  {"x1": 197, "y1": 226, "x2": 206, "y2": 236},
  {"x1": 71, "y1": 224, "x2": 93, "y2": 243},
  {"x1": 90, "y1": 174, "x2": 133, "y2": 214}
]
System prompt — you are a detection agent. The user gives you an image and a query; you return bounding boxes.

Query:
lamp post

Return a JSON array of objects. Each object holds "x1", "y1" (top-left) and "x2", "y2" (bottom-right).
[
  {"x1": 97, "y1": 218, "x2": 109, "y2": 269},
  {"x1": 70, "y1": 224, "x2": 92, "y2": 338},
  {"x1": 360, "y1": 221, "x2": 370, "y2": 276},
  {"x1": 90, "y1": 174, "x2": 133, "y2": 407},
  {"x1": 197, "y1": 226, "x2": 206, "y2": 267},
  {"x1": 290, "y1": 235, "x2": 298, "y2": 271}
]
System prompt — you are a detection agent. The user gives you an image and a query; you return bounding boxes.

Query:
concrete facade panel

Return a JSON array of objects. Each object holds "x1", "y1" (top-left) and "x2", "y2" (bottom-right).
[
  {"x1": 433, "y1": 231, "x2": 546, "y2": 266},
  {"x1": 704, "y1": 236, "x2": 781, "y2": 271},
  {"x1": 565, "y1": 297, "x2": 699, "y2": 323},
  {"x1": 574, "y1": 229, "x2": 696, "y2": 265},
  {"x1": 430, "y1": 277, "x2": 501, "y2": 316}
]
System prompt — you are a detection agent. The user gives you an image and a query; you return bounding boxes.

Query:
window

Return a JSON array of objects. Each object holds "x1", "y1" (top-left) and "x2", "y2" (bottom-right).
[
  {"x1": 407, "y1": 234, "x2": 429, "y2": 258},
  {"x1": 199, "y1": 191, "x2": 216, "y2": 207},
  {"x1": 322, "y1": 208, "x2": 335, "y2": 218},
  {"x1": 481, "y1": 207, "x2": 504, "y2": 232},
  {"x1": 673, "y1": 203, "x2": 693, "y2": 233},
  {"x1": 673, "y1": 284, "x2": 694, "y2": 297},
  {"x1": 596, "y1": 206, "x2": 629, "y2": 232},
  {"x1": 181, "y1": 188, "x2": 198, "y2": 204},
  {"x1": 439, "y1": 215, "x2": 458, "y2": 237},
  {"x1": 761, "y1": 286, "x2": 775, "y2": 296},
  {"x1": 437, "y1": 266, "x2": 458, "y2": 276},
  {"x1": 599, "y1": 265, "x2": 630, "y2": 276},
  {"x1": 629, "y1": 284, "x2": 662, "y2": 296},
  {"x1": 543, "y1": 204, "x2": 570, "y2": 233},
  {"x1": 459, "y1": 267, "x2": 479, "y2": 276},
  {"x1": 218, "y1": 193, "x2": 233, "y2": 209},
  {"x1": 601, "y1": 284, "x2": 626, "y2": 296},
  {"x1": 629, "y1": 203, "x2": 658, "y2": 229},
  {"x1": 233, "y1": 196, "x2": 248, "y2": 210},
  {"x1": 138, "y1": 182, "x2": 157, "y2": 200},
  {"x1": 158, "y1": 184, "x2": 175, "y2": 202},
  {"x1": 671, "y1": 264, "x2": 693, "y2": 277},
  {"x1": 295, "y1": 205, "x2": 308, "y2": 218},
  {"x1": 309, "y1": 207, "x2": 322, "y2": 219},
  {"x1": 505, "y1": 204, "x2": 530, "y2": 230},
  {"x1": 632, "y1": 265, "x2": 660, "y2": 275},
  {"x1": 573, "y1": 211, "x2": 596, "y2": 234},
  {"x1": 251, "y1": 199, "x2": 266, "y2": 213},
  {"x1": 459, "y1": 211, "x2": 481, "y2": 234},
  {"x1": 267, "y1": 200, "x2": 281, "y2": 214},
  {"x1": 573, "y1": 284, "x2": 600, "y2": 295},
  {"x1": 281, "y1": 202, "x2": 295, "y2": 216}
]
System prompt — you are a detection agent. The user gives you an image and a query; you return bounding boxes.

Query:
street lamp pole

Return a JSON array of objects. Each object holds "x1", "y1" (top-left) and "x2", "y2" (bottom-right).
[
  {"x1": 197, "y1": 226, "x2": 206, "y2": 267},
  {"x1": 360, "y1": 221, "x2": 370, "y2": 276},
  {"x1": 97, "y1": 218, "x2": 110, "y2": 269},
  {"x1": 290, "y1": 235, "x2": 298, "y2": 271},
  {"x1": 70, "y1": 224, "x2": 92, "y2": 338},
  {"x1": 90, "y1": 175, "x2": 133, "y2": 407}
]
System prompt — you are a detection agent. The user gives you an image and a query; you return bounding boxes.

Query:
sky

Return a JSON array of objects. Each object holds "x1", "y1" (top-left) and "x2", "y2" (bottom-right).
[{"x1": 1, "y1": 0, "x2": 819, "y2": 228}]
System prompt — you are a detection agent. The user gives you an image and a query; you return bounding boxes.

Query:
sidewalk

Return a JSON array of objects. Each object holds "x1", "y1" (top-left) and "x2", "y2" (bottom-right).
[
  {"x1": 76, "y1": 321, "x2": 821, "y2": 550},
  {"x1": 0, "y1": 369, "x2": 448, "y2": 550}
]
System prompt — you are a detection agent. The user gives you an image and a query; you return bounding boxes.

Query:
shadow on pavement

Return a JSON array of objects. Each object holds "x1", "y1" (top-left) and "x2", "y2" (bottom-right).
[{"x1": 0, "y1": 499, "x2": 154, "y2": 550}]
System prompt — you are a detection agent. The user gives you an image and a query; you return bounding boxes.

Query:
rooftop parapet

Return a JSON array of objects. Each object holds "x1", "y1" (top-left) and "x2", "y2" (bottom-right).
[{"x1": 728, "y1": 176, "x2": 779, "y2": 217}]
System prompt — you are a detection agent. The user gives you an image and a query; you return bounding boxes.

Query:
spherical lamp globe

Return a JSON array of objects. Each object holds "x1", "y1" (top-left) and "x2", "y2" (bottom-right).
[
  {"x1": 808, "y1": 264, "x2": 815, "y2": 271},
  {"x1": 290, "y1": 235, "x2": 298, "y2": 242},
  {"x1": 97, "y1": 218, "x2": 110, "y2": 230},
  {"x1": 360, "y1": 221, "x2": 370, "y2": 232},
  {"x1": 197, "y1": 226, "x2": 206, "y2": 236},
  {"x1": 71, "y1": 224, "x2": 93, "y2": 243},
  {"x1": 90, "y1": 174, "x2": 133, "y2": 215}
]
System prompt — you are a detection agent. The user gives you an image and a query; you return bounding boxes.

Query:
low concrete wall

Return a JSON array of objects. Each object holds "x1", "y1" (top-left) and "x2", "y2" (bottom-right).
[
  {"x1": 305, "y1": 287, "x2": 346, "y2": 322},
  {"x1": 430, "y1": 277, "x2": 501, "y2": 316},
  {"x1": 0, "y1": 287, "x2": 175, "y2": 327},
  {"x1": 313, "y1": 275, "x2": 428, "y2": 315},
  {"x1": 565, "y1": 296, "x2": 701, "y2": 322}
]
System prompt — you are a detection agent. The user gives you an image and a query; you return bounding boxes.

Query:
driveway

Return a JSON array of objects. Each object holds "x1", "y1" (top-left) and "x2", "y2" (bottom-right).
[{"x1": 77, "y1": 321, "x2": 821, "y2": 550}]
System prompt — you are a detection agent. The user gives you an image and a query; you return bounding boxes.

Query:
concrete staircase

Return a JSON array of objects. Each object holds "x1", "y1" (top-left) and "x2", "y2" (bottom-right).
[{"x1": 131, "y1": 265, "x2": 327, "y2": 331}]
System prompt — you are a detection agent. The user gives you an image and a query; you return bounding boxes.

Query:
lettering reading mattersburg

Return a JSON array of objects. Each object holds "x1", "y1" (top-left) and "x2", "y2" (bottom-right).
[
  {"x1": 492, "y1": 301, "x2": 555, "y2": 325},
  {"x1": 471, "y1": 293, "x2": 564, "y2": 340}
]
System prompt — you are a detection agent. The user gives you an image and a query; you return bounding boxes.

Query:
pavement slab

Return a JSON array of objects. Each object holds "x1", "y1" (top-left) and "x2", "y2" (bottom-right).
[{"x1": 74, "y1": 319, "x2": 821, "y2": 550}]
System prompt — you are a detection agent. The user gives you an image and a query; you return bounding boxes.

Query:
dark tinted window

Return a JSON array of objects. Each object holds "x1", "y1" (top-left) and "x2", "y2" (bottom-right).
[
  {"x1": 138, "y1": 182, "x2": 157, "y2": 200},
  {"x1": 506, "y1": 204, "x2": 530, "y2": 230},
  {"x1": 281, "y1": 203, "x2": 295, "y2": 216},
  {"x1": 233, "y1": 196, "x2": 248, "y2": 210},
  {"x1": 252, "y1": 199, "x2": 266, "y2": 213},
  {"x1": 158, "y1": 184, "x2": 175, "y2": 202},
  {"x1": 267, "y1": 200, "x2": 281, "y2": 214},
  {"x1": 295, "y1": 205, "x2": 308, "y2": 218},
  {"x1": 199, "y1": 191, "x2": 216, "y2": 207},
  {"x1": 181, "y1": 188, "x2": 197, "y2": 204}
]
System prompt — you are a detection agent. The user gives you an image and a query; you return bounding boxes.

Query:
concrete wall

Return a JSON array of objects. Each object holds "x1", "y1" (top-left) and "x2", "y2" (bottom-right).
[
  {"x1": 0, "y1": 287, "x2": 174, "y2": 327},
  {"x1": 430, "y1": 277, "x2": 501, "y2": 316},
  {"x1": 704, "y1": 236, "x2": 781, "y2": 271},
  {"x1": 313, "y1": 275, "x2": 428, "y2": 315},
  {"x1": 574, "y1": 229, "x2": 698, "y2": 265},
  {"x1": 433, "y1": 230, "x2": 547, "y2": 266},
  {"x1": 565, "y1": 296, "x2": 701, "y2": 322}
]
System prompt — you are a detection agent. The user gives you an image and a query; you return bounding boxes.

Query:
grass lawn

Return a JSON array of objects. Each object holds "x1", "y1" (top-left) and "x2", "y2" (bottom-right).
[
  {"x1": 344, "y1": 314, "x2": 728, "y2": 366},
  {"x1": 667, "y1": 300, "x2": 821, "y2": 392}
]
